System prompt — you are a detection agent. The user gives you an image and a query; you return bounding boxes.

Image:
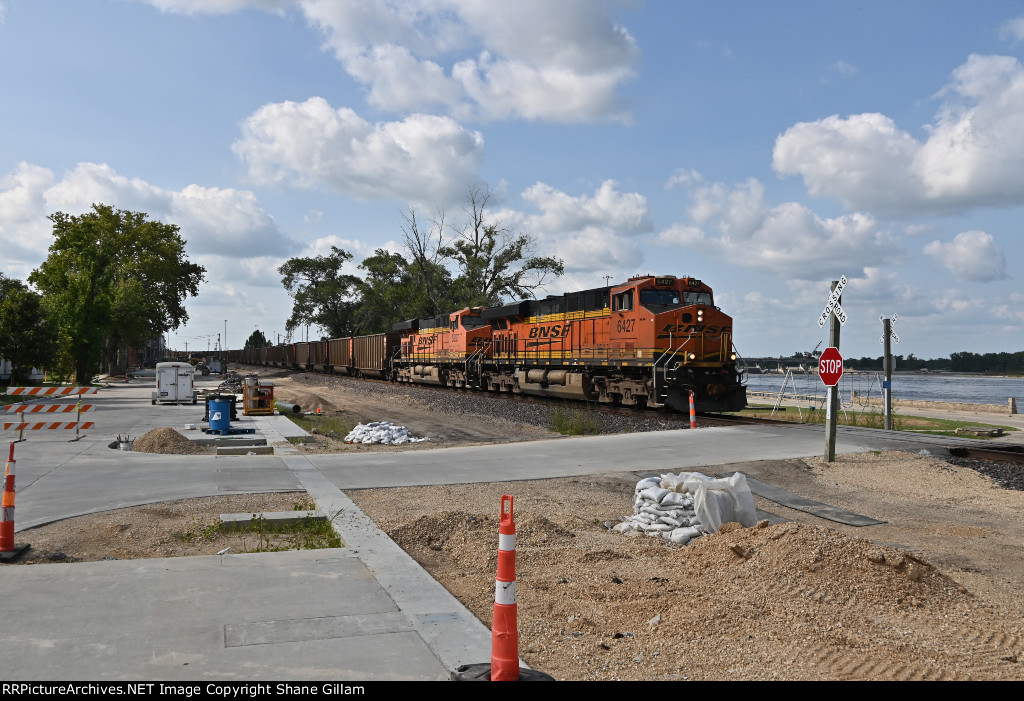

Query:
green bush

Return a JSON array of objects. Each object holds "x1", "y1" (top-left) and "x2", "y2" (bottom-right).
[{"x1": 550, "y1": 405, "x2": 602, "y2": 435}]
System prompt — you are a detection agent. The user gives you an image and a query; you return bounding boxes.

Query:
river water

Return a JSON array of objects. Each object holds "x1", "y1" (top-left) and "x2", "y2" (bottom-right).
[{"x1": 742, "y1": 371, "x2": 1023, "y2": 407}]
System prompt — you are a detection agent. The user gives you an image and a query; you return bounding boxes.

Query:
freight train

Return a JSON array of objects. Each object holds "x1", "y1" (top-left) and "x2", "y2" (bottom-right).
[{"x1": 231, "y1": 274, "x2": 746, "y2": 413}]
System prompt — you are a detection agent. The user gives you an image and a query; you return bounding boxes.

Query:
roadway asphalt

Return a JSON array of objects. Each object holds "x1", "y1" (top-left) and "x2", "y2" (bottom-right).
[{"x1": 2, "y1": 375, "x2": 1019, "y2": 681}]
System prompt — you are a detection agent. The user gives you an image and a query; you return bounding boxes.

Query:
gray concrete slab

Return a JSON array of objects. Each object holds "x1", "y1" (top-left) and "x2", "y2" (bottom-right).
[{"x1": 0, "y1": 550, "x2": 449, "y2": 681}]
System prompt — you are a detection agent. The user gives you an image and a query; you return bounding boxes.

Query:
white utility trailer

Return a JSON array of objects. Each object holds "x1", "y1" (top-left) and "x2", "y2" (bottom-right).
[{"x1": 152, "y1": 362, "x2": 197, "y2": 405}]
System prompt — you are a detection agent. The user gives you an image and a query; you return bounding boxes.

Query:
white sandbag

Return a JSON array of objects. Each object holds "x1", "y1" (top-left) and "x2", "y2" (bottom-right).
[
  {"x1": 659, "y1": 471, "x2": 713, "y2": 493},
  {"x1": 693, "y1": 472, "x2": 758, "y2": 533},
  {"x1": 668, "y1": 526, "x2": 703, "y2": 545},
  {"x1": 639, "y1": 486, "x2": 670, "y2": 503},
  {"x1": 660, "y1": 492, "x2": 691, "y2": 507},
  {"x1": 635, "y1": 477, "x2": 662, "y2": 491}
]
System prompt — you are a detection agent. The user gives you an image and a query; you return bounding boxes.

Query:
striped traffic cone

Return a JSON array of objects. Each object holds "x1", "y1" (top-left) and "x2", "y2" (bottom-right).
[
  {"x1": 491, "y1": 494, "x2": 519, "y2": 680},
  {"x1": 0, "y1": 442, "x2": 29, "y2": 562},
  {"x1": 689, "y1": 390, "x2": 697, "y2": 429},
  {"x1": 450, "y1": 495, "x2": 554, "y2": 682}
]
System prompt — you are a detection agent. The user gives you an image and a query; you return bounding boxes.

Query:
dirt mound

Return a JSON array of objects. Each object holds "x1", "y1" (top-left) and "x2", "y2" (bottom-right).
[
  {"x1": 352, "y1": 478, "x2": 1024, "y2": 681},
  {"x1": 133, "y1": 427, "x2": 208, "y2": 455},
  {"x1": 684, "y1": 521, "x2": 966, "y2": 608},
  {"x1": 282, "y1": 392, "x2": 337, "y2": 413}
]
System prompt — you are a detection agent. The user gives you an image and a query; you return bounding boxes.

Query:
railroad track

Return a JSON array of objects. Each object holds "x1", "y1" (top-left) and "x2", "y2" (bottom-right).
[
  {"x1": 239, "y1": 364, "x2": 1024, "y2": 465},
  {"x1": 947, "y1": 444, "x2": 1024, "y2": 466}
]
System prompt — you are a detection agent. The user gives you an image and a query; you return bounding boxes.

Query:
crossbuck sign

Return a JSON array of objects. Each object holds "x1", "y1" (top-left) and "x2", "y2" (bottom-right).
[{"x1": 818, "y1": 275, "x2": 847, "y2": 327}]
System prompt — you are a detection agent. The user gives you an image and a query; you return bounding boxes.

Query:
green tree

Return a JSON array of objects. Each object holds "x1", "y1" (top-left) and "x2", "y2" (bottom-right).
[
  {"x1": 441, "y1": 185, "x2": 564, "y2": 307},
  {"x1": 399, "y1": 205, "x2": 455, "y2": 316},
  {"x1": 243, "y1": 330, "x2": 272, "y2": 349},
  {"x1": 353, "y1": 249, "x2": 453, "y2": 333},
  {"x1": 278, "y1": 246, "x2": 361, "y2": 338},
  {"x1": 0, "y1": 274, "x2": 56, "y2": 385},
  {"x1": 29, "y1": 205, "x2": 206, "y2": 381}
]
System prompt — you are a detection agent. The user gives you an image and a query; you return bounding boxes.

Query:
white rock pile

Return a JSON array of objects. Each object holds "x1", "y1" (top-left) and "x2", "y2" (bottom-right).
[
  {"x1": 343, "y1": 421, "x2": 430, "y2": 445},
  {"x1": 612, "y1": 471, "x2": 758, "y2": 545}
]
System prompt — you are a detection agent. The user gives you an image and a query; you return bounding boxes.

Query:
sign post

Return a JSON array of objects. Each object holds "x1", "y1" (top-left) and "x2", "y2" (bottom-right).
[
  {"x1": 880, "y1": 314, "x2": 899, "y2": 430},
  {"x1": 818, "y1": 279, "x2": 846, "y2": 463}
]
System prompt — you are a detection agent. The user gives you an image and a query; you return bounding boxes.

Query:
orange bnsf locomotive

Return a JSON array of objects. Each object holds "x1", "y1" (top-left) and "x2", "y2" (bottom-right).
[
  {"x1": 392, "y1": 274, "x2": 745, "y2": 413},
  {"x1": 232, "y1": 274, "x2": 745, "y2": 413}
]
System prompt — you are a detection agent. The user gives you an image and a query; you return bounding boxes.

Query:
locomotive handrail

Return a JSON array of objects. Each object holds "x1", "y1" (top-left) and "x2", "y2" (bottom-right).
[
  {"x1": 653, "y1": 334, "x2": 686, "y2": 404},
  {"x1": 464, "y1": 340, "x2": 492, "y2": 388}
]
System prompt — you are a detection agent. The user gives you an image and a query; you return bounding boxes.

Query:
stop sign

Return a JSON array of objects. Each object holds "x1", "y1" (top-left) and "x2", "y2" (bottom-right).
[{"x1": 818, "y1": 347, "x2": 843, "y2": 386}]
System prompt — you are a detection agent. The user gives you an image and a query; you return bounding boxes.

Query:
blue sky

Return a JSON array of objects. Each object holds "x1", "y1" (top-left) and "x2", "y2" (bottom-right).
[{"x1": 2, "y1": 1, "x2": 1023, "y2": 361}]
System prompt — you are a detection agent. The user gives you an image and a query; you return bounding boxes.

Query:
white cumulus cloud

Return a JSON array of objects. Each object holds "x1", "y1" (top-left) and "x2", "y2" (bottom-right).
[
  {"x1": 924, "y1": 230, "x2": 1008, "y2": 282},
  {"x1": 0, "y1": 162, "x2": 294, "y2": 282},
  {"x1": 232, "y1": 97, "x2": 485, "y2": 204},
  {"x1": 1000, "y1": 15, "x2": 1024, "y2": 43},
  {"x1": 140, "y1": 0, "x2": 295, "y2": 14},
  {"x1": 656, "y1": 179, "x2": 904, "y2": 280},
  {"x1": 521, "y1": 180, "x2": 652, "y2": 236},
  {"x1": 506, "y1": 180, "x2": 652, "y2": 275},
  {"x1": 241, "y1": 0, "x2": 637, "y2": 123},
  {"x1": 773, "y1": 54, "x2": 1024, "y2": 215}
]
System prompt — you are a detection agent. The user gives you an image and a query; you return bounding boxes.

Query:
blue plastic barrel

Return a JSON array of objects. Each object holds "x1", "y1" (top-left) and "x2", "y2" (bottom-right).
[{"x1": 209, "y1": 399, "x2": 231, "y2": 432}]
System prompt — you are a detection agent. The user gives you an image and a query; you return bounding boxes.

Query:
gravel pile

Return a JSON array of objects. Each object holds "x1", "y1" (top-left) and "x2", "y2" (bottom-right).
[
  {"x1": 943, "y1": 455, "x2": 1024, "y2": 491},
  {"x1": 133, "y1": 427, "x2": 209, "y2": 455},
  {"x1": 289, "y1": 372, "x2": 691, "y2": 434}
]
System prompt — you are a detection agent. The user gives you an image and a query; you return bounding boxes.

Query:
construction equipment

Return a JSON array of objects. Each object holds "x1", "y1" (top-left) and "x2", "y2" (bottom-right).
[{"x1": 242, "y1": 375, "x2": 275, "y2": 416}]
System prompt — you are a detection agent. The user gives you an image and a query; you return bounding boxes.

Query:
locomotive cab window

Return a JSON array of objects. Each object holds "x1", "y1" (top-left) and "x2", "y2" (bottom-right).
[
  {"x1": 462, "y1": 315, "x2": 488, "y2": 329},
  {"x1": 613, "y1": 291, "x2": 634, "y2": 311},
  {"x1": 640, "y1": 289, "x2": 682, "y2": 309},
  {"x1": 683, "y1": 291, "x2": 713, "y2": 306}
]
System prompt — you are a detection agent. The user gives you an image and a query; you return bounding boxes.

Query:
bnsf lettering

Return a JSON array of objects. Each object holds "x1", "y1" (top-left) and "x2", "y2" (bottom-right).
[
  {"x1": 528, "y1": 324, "x2": 570, "y2": 339},
  {"x1": 658, "y1": 324, "x2": 731, "y2": 336}
]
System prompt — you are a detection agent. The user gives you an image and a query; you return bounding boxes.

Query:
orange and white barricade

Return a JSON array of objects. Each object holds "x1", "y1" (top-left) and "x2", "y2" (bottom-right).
[
  {"x1": 6, "y1": 386, "x2": 98, "y2": 397},
  {"x1": 3, "y1": 389, "x2": 97, "y2": 442}
]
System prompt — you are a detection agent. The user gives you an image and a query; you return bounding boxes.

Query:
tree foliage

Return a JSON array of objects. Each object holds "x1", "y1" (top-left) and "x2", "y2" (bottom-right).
[
  {"x1": 0, "y1": 274, "x2": 56, "y2": 384},
  {"x1": 844, "y1": 351, "x2": 1024, "y2": 373},
  {"x1": 243, "y1": 330, "x2": 272, "y2": 350},
  {"x1": 441, "y1": 185, "x2": 564, "y2": 307},
  {"x1": 278, "y1": 246, "x2": 361, "y2": 338},
  {"x1": 277, "y1": 185, "x2": 564, "y2": 336},
  {"x1": 353, "y1": 249, "x2": 423, "y2": 334},
  {"x1": 29, "y1": 204, "x2": 206, "y2": 381}
]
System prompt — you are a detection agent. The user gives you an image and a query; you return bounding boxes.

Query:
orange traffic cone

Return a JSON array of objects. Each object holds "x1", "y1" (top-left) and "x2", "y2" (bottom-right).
[
  {"x1": 491, "y1": 494, "x2": 519, "y2": 680},
  {"x1": 0, "y1": 442, "x2": 29, "y2": 562},
  {"x1": 449, "y1": 494, "x2": 554, "y2": 682}
]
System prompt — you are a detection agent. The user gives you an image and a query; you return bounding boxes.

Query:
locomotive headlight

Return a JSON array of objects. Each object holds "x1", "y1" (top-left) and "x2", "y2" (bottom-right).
[
  {"x1": 688, "y1": 352, "x2": 696, "y2": 360},
  {"x1": 730, "y1": 353, "x2": 737, "y2": 361},
  {"x1": 697, "y1": 309, "x2": 704, "y2": 321}
]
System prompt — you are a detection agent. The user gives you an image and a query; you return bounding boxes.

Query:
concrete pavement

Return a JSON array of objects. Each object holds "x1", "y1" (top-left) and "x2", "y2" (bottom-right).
[{"x1": 2, "y1": 374, "x2": 1017, "y2": 680}]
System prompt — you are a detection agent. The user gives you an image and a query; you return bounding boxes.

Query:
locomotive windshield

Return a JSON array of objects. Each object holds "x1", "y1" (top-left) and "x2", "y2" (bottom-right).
[
  {"x1": 640, "y1": 289, "x2": 681, "y2": 307},
  {"x1": 683, "y1": 291, "x2": 713, "y2": 306}
]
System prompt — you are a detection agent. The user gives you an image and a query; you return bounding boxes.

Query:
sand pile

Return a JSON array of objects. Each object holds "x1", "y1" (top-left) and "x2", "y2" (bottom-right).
[
  {"x1": 133, "y1": 427, "x2": 209, "y2": 455},
  {"x1": 286, "y1": 392, "x2": 337, "y2": 413}
]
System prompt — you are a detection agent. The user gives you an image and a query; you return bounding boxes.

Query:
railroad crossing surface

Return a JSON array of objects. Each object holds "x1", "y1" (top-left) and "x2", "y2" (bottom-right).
[{"x1": 2, "y1": 376, "x2": 1017, "y2": 681}]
